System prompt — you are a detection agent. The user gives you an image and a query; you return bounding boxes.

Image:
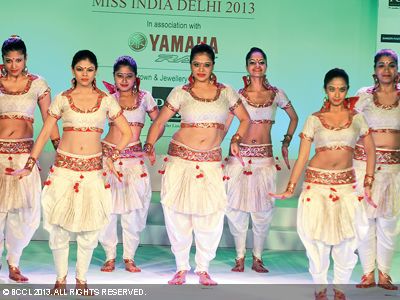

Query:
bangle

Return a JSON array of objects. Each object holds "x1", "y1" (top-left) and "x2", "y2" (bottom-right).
[
  {"x1": 230, "y1": 133, "x2": 242, "y2": 145},
  {"x1": 51, "y1": 138, "x2": 60, "y2": 150},
  {"x1": 24, "y1": 156, "x2": 37, "y2": 171},
  {"x1": 286, "y1": 182, "x2": 296, "y2": 194},
  {"x1": 143, "y1": 143, "x2": 154, "y2": 154},
  {"x1": 281, "y1": 134, "x2": 292, "y2": 146},
  {"x1": 363, "y1": 174, "x2": 375, "y2": 188},
  {"x1": 109, "y1": 148, "x2": 121, "y2": 162}
]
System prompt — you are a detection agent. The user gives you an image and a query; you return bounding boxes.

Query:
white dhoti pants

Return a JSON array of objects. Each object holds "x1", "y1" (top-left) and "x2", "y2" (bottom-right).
[
  {"x1": 99, "y1": 142, "x2": 151, "y2": 261},
  {"x1": 225, "y1": 148, "x2": 276, "y2": 259},
  {"x1": 226, "y1": 208, "x2": 273, "y2": 259},
  {"x1": 163, "y1": 205, "x2": 224, "y2": 273},
  {"x1": 357, "y1": 216, "x2": 399, "y2": 274},
  {"x1": 49, "y1": 225, "x2": 99, "y2": 282},
  {"x1": 161, "y1": 140, "x2": 226, "y2": 273},
  {"x1": 99, "y1": 206, "x2": 150, "y2": 261},
  {"x1": 297, "y1": 167, "x2": 368, "y2": 288},
  {"x1": 42, "y1": 150, "x2": 111, "y2": 281},
  {"x1": 299, "y1": 227, "x2": 358, "y2": 286},
  {"x1": 0, "y1": 139, "x2": 41, "y2": 267},
  {"x1": 353, "y1": 146, "x2": 400, "y2": 275}
]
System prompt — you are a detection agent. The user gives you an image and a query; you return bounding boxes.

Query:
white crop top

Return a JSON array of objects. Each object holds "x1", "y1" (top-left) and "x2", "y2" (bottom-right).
[
  {"x1": 239, "y1": 86, "x2": 292, "y2": 124},
  {"x1": 0, "y1": 74, "x2": 50, "y2": 123},
  {"x1": 109, "y1": 90, "x2": 157, "y2": 128},
  {"x1": 355, "y1": 86, "x2": 400, "y2": 132},
  {"x1": 164, "y1": 83, "x2": 242, "y2": 130},
  {"x1": 48, "y1": 88, "x2": 122, "y2": 133},
  {"x1": 300, "y1": 111, "x2": 370, "y2": 152}
]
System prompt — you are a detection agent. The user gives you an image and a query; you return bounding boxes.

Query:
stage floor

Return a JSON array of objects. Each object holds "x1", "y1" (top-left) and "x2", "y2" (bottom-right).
[{"x1": 0, "y1": 241, "x2": 399, "y2": 299}]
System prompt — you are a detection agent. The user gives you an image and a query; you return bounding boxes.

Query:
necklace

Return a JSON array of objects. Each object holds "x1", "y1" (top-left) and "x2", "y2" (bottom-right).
[{"x1": 373, "y1": 89, "x2": 400, "y2": 110}]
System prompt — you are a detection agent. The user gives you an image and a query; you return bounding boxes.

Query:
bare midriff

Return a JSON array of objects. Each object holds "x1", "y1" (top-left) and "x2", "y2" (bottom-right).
[
  {"x1": 0, "y1": 119, "x2": 33, "y2": 139},
  {"x1": 59, "y1": 131, "x2": 102, "y2": 155},
  {"x1": 103, "y1": 124, "x2": 142, "y2": 145},
  {"x1": 172, "y1": 127, "x2": 223, "y2": 150},
  {"x1": 308, "y1": 149, "x2": 353, "y2": 170},
  {"x1": 241, "y1": 122, "x2": 272, "y2": 145},
  {"x1": 358, "y1": 131, "x2": 400, "y2": 150}
]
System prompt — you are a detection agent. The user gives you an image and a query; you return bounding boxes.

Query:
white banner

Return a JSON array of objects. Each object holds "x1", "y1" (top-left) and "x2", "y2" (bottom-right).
[{"x1": 377, "y1": 0, "x2": 400, "y2": 54}]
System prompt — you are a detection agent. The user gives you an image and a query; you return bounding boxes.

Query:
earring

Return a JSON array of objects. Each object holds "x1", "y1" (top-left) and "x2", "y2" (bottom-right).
[
  {"x1": 92, "y1": 78, "x2": 97, "y2": 89},
  {"x1": 23, "y1": 66, "x2": 28, "y2": 76},
  {"x1": 209, "y1": 73, "x2": 217, "y2": 85},
  {"x1": 135, "y1": 77, "x2": 140, "y2": 93},
  {"x1": 71, "y1": 78, "x2": 77, "y2": 88},
  {"x1": 1, "y1": 67, "x2": 7, "y2": 77},
  {"x1": 372, "y1": 74, "x2": 379, "y2": 88},
  {"x1": 394, "y1": 75, "x2": 399, "y2": 89},
  {"x1": 242, "y1": 75, "x2": 251, "y2": 88},
  {"x1": 321, "y1": 96, "x2": 330, "y2": 111},
  {"x1": 188, "y1": 73, "x2": 195, "y2": 84}
]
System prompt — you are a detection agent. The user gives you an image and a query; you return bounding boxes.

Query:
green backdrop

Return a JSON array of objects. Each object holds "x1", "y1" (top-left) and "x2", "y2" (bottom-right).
[{"x1": 2, "y1": 0, "x2": 378, "y2": 156}]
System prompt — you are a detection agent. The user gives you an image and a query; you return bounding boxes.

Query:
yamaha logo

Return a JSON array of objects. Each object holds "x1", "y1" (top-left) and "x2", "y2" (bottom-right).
[{"x1": 128, "y1": 32, "x2": 148, "y2": 52}]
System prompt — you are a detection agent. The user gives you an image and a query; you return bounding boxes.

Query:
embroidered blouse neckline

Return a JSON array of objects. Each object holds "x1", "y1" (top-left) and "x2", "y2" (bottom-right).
[
  {"x1": 0, "y1": 74, "x2": 37, "y2": 95},
  {"x1": 183, "y1": 83, "x2": 224, "y2": 102},
  {"x1": 372, "y1": 89, "x2": 400, "y2": 110},
  {"x1": 240, "y1": 86, "x2": 277, "y2": 108},
  {"x1": 116, "y1": 90, "x2": 144, "y2": 111},
  {"x1": 314, "y1": 110, "x2": 355, "y2": 131},
  {"x1": 63, "y1": 87, "x2": 106, "y2": 113}
]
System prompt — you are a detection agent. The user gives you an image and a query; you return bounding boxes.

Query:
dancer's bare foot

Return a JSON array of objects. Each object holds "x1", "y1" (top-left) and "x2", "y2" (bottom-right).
[
  {"x1": 356, "y1": 271, "x2": 376, "y2": 288},
  {"x1": 251, "y1": 255, "x2": 269, "y2": 273},
  {"x1": 168, "y1": 270, "x2": 187, "y2": 285},
  {"x1": 314, "y1": 288, "x2": 328, "y2": 300},
  {"x1": 50, "y1": 276, "x2": 67, "y2": 296},
  {"x1": 100, "y1": 259, "x2": 116, "y2": 272},
  {"x1": 196, "y1": 271, "x2": 217, "y2": 286},
  {"x1": 124, "y1": 259, "x2": 141, "y2": 272},
  {"x1": 75, "y1": 278, "x2": 95, "y2": 296},
  {"x1": 8, "y1": 263, "x2": 28, "y2": 283},
  {"x1": 231, "y1": 257, "x2": 245, "y2": 272},
  {"x1": 378, "y1": 270, "x2": 398, "y2": 290}
]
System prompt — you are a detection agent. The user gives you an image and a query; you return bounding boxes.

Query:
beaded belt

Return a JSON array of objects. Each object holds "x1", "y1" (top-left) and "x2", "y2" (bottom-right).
[
  {"x1": 168, "y1": 141, "x2": 221, "y2": 162},
  {"x1": 102, "y1": 141, "x2": 142, "y2": 159},
  {"x1": 109, "y1": 122, "x2": 144, "y2": 128},
  {"x1": 354, "y1": 144, "x2": 400, "y2": 164},
  {"x1": 305, "y1": 167, "x2": 356, "y2": 185},
  {"x1": 239, "y1": 144, "x2": 273, "y2": 158},
  {"x1": 180, "y1": 122, "x2": 224, "y2": 130},
  {"x1": 0, "y1": 139, "x2": 33, "y2": 154},
  {"x1": 54, "y1": 151, "x2": 102, "y2": 171}
]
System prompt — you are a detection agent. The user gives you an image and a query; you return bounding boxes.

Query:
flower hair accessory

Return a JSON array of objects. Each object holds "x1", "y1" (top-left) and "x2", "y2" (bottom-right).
[{"x1": 103, "y1": 81, "x2": 117, "y2": 94}]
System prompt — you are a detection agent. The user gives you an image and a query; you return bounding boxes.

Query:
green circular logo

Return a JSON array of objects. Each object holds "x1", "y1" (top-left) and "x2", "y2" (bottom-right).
[{"x1": 128, "y1": 33, "x2": 148, "y2": 52}]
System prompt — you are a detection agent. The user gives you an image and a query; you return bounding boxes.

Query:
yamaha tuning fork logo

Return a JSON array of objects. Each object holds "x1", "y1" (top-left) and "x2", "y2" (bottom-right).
[{"x1": 128, "y1": 32, "x2": 148, "y2": 52}]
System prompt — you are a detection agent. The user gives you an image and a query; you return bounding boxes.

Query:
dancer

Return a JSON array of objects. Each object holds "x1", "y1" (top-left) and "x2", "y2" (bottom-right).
[
  {"x1": 354, "y1": 49, "x2": 400, "y2": 290},
  {"x1": 9, "y1": 50, "x2": 132, "y2": 291},
  {"x1": 99, "y1": 56, "x2": 160, "y2": 273},
  {"x1": 225, "y1": 47, "x2": 298, "y2": 273},
  {"x1": 271, "y1": 68, "x2": 376, "y2": 300},
  {"x1": 144, "y1": 43, "x2": 250, "y2": 285},
  {"x1": 1, "y1": 35, "x2": 59, "y2": 282}
]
